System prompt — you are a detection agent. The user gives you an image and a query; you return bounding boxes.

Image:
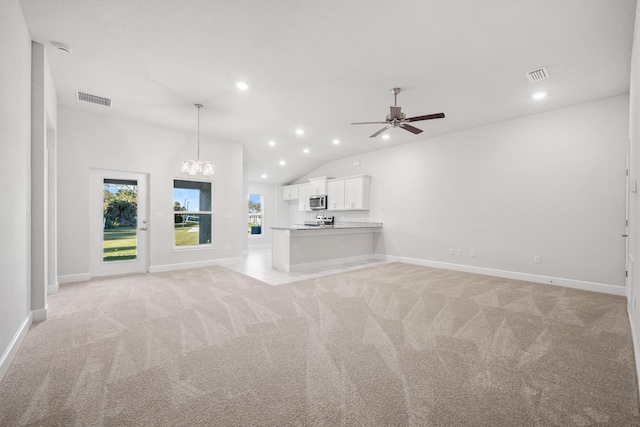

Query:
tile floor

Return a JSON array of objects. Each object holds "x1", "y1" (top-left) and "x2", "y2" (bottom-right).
[{"x1": 224, "y1": 247, "x2": 388, "y2": 285}]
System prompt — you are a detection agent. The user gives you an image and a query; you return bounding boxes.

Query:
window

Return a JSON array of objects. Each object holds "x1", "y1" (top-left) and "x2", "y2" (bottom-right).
[
  {"x1": 248, "y1": 194, "x2": 263, "y2": 236},
  {"x1": 103, "y1": 179, "x2": 138, "y2": 261},
  {"x1": 173, "y1": 179, "x2": 212, "y2": 246}
]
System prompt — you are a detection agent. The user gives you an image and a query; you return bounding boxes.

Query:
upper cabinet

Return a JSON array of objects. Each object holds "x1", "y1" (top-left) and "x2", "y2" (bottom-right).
[
  {"x1": 326, "y1": 179, "x2": 345, "y2": 210},
  {"x1": 283, "y1": 185, "x2": 299, "y2": 201},
  {"x1": 285, "y1": 175, "x2": 370, "y2": 211},
  {"x1": 344, "y1": 175, "x2": 370, "y2": 210},
  {"x1": 309, "y1": 177, "x2": 327, "y2": 196},
  {"x1": 326, "y1": 175, "x2": 370, "y2": 211},
  {"x1": 297, "y1": 184, "x2": 311, "y2": 211}
]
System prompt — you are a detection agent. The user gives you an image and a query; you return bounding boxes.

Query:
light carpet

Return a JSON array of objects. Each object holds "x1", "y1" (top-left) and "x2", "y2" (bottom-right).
[{"x1": 0, "y1": 262, "x2": 638, "y2": 426}]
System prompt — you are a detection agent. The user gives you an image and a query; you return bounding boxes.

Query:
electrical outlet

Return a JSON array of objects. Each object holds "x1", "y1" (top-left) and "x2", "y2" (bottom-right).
[
  {"x1": 470, "y1": 250, "x2": 476, "y2": 257},
  {"x1": 534, "y1": 256, "x2": 541, "y2": 264},
  {"x1": 456, "y1": 249, "x2": 462, "y2": 256},
  {"x1": 448, "y1": 248, "x2": 454, "y2": 255}
]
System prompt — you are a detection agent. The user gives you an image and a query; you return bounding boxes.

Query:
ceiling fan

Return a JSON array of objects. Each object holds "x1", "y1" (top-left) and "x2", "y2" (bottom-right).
[{"x1": 351, "y1": 88, "x2": 445, "y2": 138}]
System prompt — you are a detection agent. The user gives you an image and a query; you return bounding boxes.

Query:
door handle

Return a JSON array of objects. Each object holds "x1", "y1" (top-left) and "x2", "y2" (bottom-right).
[
  {"x1": 623, "y1": 234, "x2": 628, "y2": 237},
  {"x1": 139, "y1": 227, "x2": 148, "y2": 231}
]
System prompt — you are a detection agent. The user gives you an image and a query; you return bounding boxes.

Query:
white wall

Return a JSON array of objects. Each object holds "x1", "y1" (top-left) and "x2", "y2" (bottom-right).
[
  {"x1": 627, "y1": 0, "x2": 640, "y2": 390},
  {"x1": 56, "y1": 107, "x2": 244, "y2": 278},
  {"x1": 294, "y1": 95, "x2": 629, "y2": 289},
  {"x1": 0, "y1": 0, "x2": 32, "y2": 379}
]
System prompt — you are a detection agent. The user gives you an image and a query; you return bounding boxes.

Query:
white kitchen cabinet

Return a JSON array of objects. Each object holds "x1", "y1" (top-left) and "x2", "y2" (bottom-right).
[
  {"x1": 309, "y1": 178, "x2": 327, "y2": 196},
  {"x1": 297, "y1": 184, "x2": 311, "y2": 211},
  {"x1": 326, "y1": 179, "x2": 345, "y2": 210},
  {"x1": 283, "y1": 185, "x2": 299, "y2": 201},
  {"x1": 344, "y1": 176, "x2": 371, "y2": 210}
]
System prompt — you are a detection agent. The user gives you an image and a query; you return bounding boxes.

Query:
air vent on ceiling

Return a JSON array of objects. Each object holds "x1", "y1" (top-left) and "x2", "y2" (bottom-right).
[
  {"x1": 76, "y1": 90, "x2": 112, "y2": 107},
  {"x1": 526, "y1": 67, "x2": 549, "y2": 83}
]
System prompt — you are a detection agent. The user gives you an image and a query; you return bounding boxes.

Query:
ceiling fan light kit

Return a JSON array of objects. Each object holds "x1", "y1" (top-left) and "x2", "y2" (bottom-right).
[
  {"x1": 182, "y1": 104, "x2": 214, "y2": 176},
  {"x1": 351, "y1": 87, "x2": 445, "y2": 138}
]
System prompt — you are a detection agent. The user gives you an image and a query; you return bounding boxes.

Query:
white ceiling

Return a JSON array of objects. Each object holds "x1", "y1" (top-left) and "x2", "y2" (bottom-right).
[{"x1": 19, "y1": 0, "x2": 637, "y2": 184}]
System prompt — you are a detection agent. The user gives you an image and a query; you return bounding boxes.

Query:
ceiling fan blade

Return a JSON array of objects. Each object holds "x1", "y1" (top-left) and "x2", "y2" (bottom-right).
[
  {"x1": 390, "y1": 106, "x2": 402, "y2": 119},
  {"x1": 370, "y1": 124, "x2": 392, "y2": 138},
  {"x1": 401, "y1": 124, "x2": 423, "y2": 135},
  {"x1": 351, "y1": 121, "x2": 390, "y2": 125},
  {"x1": 406, "y1": 113, "x2": 445, "y2": 122}
]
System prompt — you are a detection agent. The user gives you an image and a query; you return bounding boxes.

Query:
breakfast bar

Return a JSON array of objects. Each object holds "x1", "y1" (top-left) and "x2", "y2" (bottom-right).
[{"x1": 271, "y1": 222, "x2": 383, "y2": 272}]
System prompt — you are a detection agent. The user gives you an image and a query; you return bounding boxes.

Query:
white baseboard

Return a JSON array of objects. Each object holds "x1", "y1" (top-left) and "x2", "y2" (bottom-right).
[
  {"x1": 149, "y1": 257, "x2": 244, "y2": 274},
  {"x1": 288, "y1": 254, "x2": 383, "y2": 273},
  {"x1": 47, "y1": 283, "x2": 59, "y2": 295},
  {"x1": 0, "y1": 313, "x2": 32, "y2": 382},
  {"x1": 58, "y1": 273, "x2": 90, "y2": 284},
  {"x1": 32, "y1": 304, "x2": 48, "y2": 322},
  {"x1": 383, "y1": 255, "x2": 625, "y2": 296}
]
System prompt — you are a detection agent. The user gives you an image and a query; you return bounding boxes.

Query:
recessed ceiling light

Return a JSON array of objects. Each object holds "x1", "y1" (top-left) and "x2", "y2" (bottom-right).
[
  {"x1": 295, "y1": 129, "x2": 304, "y2": 136},
  {"x1": 279, "y1": 160, "x2": 286, "y2": 166},
  {"x1": 332, "y1": 139, "x2": 340, "y2": 145},
  {"x1": 303, "y1": 147, "x2": 310, "y2": 154},
  {"x1": 261, "y1": 174, "x2": 267, "y2": 179},
  {"x1": 236, "y1": 81, "x2": 249, "y2": 91},
  {"x1": 268, "y1": 140, "x2": 276, "y2": 146},
  {"x1": 532, "y1": 92, "x2": 547, "y2": 100},
  {"x1": 382, "y1": 134, "x2": 390, "y2": 140}
]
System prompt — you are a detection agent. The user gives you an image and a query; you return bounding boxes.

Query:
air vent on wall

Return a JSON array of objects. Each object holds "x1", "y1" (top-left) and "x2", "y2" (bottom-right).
[
  {"x1": 76, "y1": 91, "x2": 112, "y2": 107},
  {"x1": 526, "y1": 67, "x2": 549, "y2": 83}
]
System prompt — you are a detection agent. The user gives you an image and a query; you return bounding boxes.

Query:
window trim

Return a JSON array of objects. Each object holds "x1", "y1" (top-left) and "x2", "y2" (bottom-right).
[{"x1": 173, "y1": 178, "x2": 214, "y2": 250}]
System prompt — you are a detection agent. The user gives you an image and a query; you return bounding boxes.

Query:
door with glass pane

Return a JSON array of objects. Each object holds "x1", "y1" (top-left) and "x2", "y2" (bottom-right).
[{"x1": 90, "y1": 169, "x2": 149, "y2": 277}]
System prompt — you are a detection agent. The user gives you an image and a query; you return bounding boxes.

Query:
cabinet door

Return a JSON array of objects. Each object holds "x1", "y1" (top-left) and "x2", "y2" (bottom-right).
[
  {"x1": 327, "y1": 180, "x2": 345, "y2": 210},
  {"x1": 344, "y1": 177, "x2": 370, "y2": 210},
  {"x1": 290, "y1": 186, "x2": 299, "y2": 200},
  {"x1": 298, "y1": 184, "x2": 311, "y2": 211},
  {"x1": 283, "y1": 185, "x2": 300, "y2": 201},
  {"x1": 309, "y1": 180, "x2": 326, "y2": 196}
]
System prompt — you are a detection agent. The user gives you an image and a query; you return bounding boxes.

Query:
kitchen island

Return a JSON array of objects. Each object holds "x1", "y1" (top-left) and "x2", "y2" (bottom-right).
[{"x1": 271, "y1": 222, "x2": 383, "y2": 272}]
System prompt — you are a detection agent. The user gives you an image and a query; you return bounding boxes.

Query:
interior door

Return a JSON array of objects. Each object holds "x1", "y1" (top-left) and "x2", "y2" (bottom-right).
[{"x1": 90, "y1": 169, "x2": 149, "y2": 277}]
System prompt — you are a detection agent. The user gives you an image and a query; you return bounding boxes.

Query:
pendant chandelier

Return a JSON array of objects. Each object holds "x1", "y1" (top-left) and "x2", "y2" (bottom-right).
[{"x1": 182, "y1": 103, "x2": 214, "y2": 176}]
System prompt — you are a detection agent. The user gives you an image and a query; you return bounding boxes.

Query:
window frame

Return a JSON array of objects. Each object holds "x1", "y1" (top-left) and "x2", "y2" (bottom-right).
[
  {"x1": 248, "y1": 193, "x2": 264, "y2": 238},
  {"x1": 173, "y1": 178, "x2": 214, "y2": 251}
]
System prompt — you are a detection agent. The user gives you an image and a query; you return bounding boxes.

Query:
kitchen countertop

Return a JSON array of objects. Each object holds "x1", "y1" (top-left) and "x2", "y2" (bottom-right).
[{"x1": 271, "y1": 222, "x2": 383, "y2": 231}]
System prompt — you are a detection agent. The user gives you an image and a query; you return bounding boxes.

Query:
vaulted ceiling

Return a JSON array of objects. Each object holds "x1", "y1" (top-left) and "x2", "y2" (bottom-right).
[{"x1": 19, "y1": 0, "x2": 637, "y2": 184}]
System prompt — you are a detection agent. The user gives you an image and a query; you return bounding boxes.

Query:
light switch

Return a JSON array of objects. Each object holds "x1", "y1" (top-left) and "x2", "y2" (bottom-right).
[{"x1": 225, "y1": 213, "x2": 232, "y2": 220}]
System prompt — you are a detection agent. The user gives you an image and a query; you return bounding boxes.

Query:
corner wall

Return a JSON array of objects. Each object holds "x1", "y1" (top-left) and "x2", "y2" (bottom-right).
[
  {"x1": 0, "y1": 0, "x2": 33, "y2": 380},
  {"x1": 626, "y1": 0, "x2": 640, "y2": 393},
  {"x1": 31, "y1": 41, "x2": 58, "y2": 321},
  {"x1": 295, "y1": 95, "x2": 629, "y2": 292}
]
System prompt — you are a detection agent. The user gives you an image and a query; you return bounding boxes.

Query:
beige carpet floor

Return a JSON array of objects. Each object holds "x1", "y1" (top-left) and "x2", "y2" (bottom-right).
[{"x1": 1, "y1": 262, "x2": 639, "y2": 426}]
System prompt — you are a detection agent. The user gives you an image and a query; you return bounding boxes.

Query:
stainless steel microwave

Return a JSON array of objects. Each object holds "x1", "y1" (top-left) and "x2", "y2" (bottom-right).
[{"x1": 309, "y1": 194, "x2": 327, "y2": 210}]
